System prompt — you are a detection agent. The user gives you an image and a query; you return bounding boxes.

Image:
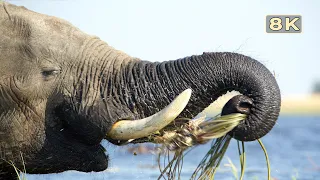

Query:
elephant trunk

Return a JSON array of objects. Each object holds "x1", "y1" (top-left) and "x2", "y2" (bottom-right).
[{"x1": 118, "y1": 52, "x2": 281, "y2": 141}]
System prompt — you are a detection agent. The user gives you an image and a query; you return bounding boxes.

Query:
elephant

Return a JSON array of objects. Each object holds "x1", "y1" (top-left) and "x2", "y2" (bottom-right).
[{"x1": 0, "y1": 2, "x2": 281, "y2": 179}]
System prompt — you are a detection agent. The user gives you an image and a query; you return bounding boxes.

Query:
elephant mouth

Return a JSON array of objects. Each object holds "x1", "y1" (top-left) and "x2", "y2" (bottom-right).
[{"x1": 106, "y1": 89, "x2": 253, "y2": 143}]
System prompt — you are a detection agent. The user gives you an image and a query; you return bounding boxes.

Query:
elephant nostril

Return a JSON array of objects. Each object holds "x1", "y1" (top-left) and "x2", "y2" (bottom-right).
[
  {"x1": 239, "y1": 101, "x2": 252, "y2": 109},
  {"x1": 238, "y1": 100, "x2": 253, "y2": 114},
  {"x1": 221, "y1": 95, "x2": 253, "y2": 115}
]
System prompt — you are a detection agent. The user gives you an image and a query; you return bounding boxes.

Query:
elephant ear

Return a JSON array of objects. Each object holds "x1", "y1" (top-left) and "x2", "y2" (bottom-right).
[{"x1": 55, "y1": 98, "x2": 135, "y2": 145}]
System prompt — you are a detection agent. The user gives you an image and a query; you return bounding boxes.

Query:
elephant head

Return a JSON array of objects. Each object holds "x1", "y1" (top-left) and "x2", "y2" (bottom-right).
[{"x1": 0, "y1": 2, "x2": 281, "y2": 179}]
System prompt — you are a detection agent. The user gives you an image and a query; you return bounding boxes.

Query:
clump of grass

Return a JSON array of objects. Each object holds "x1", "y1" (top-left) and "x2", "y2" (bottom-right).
[
  {"x1": 151, "y1": 114, "x2": 247, "y2": 151},
  {"x1": 146, "y1": 113, "x2": 271, "y2": 180},
  {"x1": 148, "y1": 113, "x2": 245, "y2": 179}
]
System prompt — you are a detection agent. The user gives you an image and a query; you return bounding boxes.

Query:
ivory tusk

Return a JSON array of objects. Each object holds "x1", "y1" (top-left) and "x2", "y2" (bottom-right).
[{"x1": 107, "y1": 89, "x2": 192, "y2": 140}]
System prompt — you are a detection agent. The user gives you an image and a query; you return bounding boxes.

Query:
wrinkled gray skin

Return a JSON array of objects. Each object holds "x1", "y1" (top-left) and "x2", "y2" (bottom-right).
[{"x1": 0, "y1": 2, "x2": 281, "y2": 179}]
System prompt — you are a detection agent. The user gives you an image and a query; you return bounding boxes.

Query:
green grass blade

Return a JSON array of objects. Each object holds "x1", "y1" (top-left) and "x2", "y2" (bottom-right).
[{"x1": 258, "y1": 139, "x2": 270, "y2": 180}]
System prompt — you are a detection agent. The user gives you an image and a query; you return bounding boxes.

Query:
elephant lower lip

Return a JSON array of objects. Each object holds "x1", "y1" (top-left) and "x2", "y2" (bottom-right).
[{"x1": 26, "y1": 137, "x2": 109, "y2": 173}]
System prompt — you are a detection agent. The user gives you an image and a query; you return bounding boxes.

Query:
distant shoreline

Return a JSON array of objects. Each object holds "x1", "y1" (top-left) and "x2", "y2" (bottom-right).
[
  {"x1": 280, "y1": 94, "x2": 320, "y2": 115},
  {"x1": 200, "y1": 93, "x2": 320, "y2": 117}
]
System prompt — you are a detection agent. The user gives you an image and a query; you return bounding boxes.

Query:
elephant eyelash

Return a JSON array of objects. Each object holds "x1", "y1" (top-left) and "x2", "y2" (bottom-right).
[
  {"x1": 42, "y1": 70, "x2": 59, "y2": 76},
  {"x1": 41, "y1": 68, "x2": 61, "y2": 80}
]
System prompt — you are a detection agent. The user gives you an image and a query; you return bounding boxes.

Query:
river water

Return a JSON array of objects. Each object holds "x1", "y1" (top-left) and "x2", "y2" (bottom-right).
[{"x1": 25, "y1": 115, "x2": 320, "y2": 180}]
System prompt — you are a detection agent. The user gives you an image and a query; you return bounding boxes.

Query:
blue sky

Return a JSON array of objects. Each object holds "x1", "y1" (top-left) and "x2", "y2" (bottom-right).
[{"x1": 7, "y1": 0, "x2": 320, "y2": 96}]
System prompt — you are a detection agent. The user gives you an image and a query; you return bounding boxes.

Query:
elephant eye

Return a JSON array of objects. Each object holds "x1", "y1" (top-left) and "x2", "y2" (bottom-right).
[{"x1": 41, "y1": 68, "x2": 60, "y2": 80}]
